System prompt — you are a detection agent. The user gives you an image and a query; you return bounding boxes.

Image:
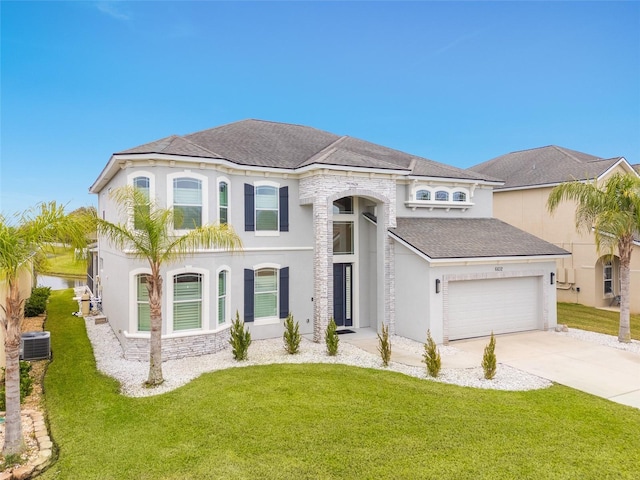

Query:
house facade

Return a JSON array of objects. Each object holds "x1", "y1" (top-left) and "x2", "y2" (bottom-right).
[
  {"x1": 471, "y1": 146, "x2": 640, "y2": 313},
  {"x1": 90, "y1": 120, "x2": 568, "y2": 360}
]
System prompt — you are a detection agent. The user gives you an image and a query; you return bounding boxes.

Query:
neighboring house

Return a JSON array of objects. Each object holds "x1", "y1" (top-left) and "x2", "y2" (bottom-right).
[
  {"x1": 471, "y1": 145, "x2": 640, "y2": 313},
  {"x1": 0, "y1": 267, "x2": 33, "y2": 369},
  {"x1": 90, "y1": 120, "x2": 568, "y2": 360},
  {"x1": 633, "y1": 164, "x2": 640, "y2": 174}
]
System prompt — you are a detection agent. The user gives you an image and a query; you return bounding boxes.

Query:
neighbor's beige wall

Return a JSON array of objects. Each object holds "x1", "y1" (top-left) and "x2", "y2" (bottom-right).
[
  {"x1": 493, "y1": 174, "x2": 640, "y2": 314},
  {"x1": 0, "y1": 267, "x2": 34, "y2": 369}
]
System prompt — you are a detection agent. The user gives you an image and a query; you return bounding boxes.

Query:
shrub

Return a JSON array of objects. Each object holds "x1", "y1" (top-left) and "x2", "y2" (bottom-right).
[
  {"x1": 325, "y1": 317, "x2": 339, "y2": 356},
  {"x1": 482, "y1": 332, "x2": 497, "y2": 380},
  {"x1": 377, "y1": 323, "x2": 391, "y2": 367},
  {"x1": 229, "y1": 311, "x2": 251, "y2": 361},
  {"x1": 283, "y1": 313, "x2": 301, "y2": 355},
  {"x1": 24, "y1": 286, "x2": 52, "y2": 317},
  {"x1": 422, "y1": 329, "x2": 441, "y2": 378},
  {"x1": 0, "y1": 361, "x2": 33, "y2": 410}
]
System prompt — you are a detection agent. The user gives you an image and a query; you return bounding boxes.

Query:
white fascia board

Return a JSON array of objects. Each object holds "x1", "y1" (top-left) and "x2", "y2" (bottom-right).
[
  {"x1": 600, "y1": 157, "x2": 639, "y2": 179},
  {"x1": 389, "y1": 231, "x2": 570, "y2": 264},
  {"x1": 406, "y1": 175, "x2": 503, "y2": 187}
]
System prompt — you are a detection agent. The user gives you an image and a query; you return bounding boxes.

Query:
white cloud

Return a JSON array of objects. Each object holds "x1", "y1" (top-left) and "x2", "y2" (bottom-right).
[{"x1": 96, "y1": 1, "x2": 131, "y2": 22}]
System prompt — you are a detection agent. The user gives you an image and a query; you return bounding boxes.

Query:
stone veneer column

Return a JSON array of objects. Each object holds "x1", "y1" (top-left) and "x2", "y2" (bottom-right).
[{"x1": 312, "y1": 197, "x2": 332, "y2": 342}]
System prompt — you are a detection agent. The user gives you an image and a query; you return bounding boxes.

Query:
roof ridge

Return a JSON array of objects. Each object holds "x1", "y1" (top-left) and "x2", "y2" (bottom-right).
[
  {"x1": 551, "y1": 145, "x2": 602, "y2": 164},
  {"x1": 296, "y1": 135, "x2": 349, "y2": 167},
  {"x1": 176, "y1": 135, "x2": 224, "y2": 158}
]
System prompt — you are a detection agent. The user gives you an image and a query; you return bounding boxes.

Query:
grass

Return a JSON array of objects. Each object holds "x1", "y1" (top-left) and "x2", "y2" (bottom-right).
[
  {"x1": 40, "y1": 290, "x2": 640, "y2": 479},
  {"x1": 41, "y1": 246, "x2": 87, "y2": 277},
  {"x1": 558, "y1": 302, "x2": 640, "y2": 340}
]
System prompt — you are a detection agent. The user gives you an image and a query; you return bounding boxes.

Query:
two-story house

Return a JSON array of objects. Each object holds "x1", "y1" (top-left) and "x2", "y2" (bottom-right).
[
  {"x1": 90, "y1": 120, "x2": 568, "y2": 360},
  {"x1": 471, "y1": 146, "x2": 640, "y2": 313}
]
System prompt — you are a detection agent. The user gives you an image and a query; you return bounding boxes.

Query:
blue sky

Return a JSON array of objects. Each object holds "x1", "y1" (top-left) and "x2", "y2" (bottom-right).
[{"x1": 2, "y1": 1, "x2": 639, "y2": 215}]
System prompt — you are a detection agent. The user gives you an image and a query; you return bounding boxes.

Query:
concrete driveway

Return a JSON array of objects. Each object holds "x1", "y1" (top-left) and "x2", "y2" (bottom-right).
[{"x1": 449, "y1": 331, "x2": 640, "y2": 409}]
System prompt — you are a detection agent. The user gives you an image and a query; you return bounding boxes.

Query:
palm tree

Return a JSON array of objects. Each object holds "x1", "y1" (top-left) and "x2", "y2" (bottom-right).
[
  {"x1": 0, "y1": 202, "x2": 90, "y2": 456},
  {"x1": 96, "y1": 186, "x2": 242, "y2": 386},
  {"x1": 548, "y1": 172, "x2": 640, "y2": 343}
]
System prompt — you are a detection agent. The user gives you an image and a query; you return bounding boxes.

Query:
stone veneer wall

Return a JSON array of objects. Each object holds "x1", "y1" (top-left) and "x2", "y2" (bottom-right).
[
  {"x1": 299, "y1": 173, "x2": 397, "y2": 342},
  {"x1": 123, "y1": 328, "x2": 231, "y2": 361}
]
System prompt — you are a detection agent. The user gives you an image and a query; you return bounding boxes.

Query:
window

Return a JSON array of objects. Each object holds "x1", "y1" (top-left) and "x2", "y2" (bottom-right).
[
  {"x1": 244, "y1": 183, "x2": 289, "y2": 232},
  {"x1": 333, "y1": 221, "x2": 354, "y2": 255},
  {"x1": 173, "y1": 273, "x2": 202, "y2": 330},
  {"x1": 131, "y1": 175, "x2": 151, "y2": 230},
  {"x1": 137, "y1": 274, "x2": 150, "y2": 332},
  {"x1": 453, "y1": 191, "x2": 466, "y2": 202},
  {"x1": 435, "y1": 190, "x2": 449, "y2": 201},
  {"x1": 416, "y1": 190, "x2": 431, "y2": 201},
  {"x1": 173, "y1": 178, "x2": 202, "y2": 229},
  {"x1": 218, "y1": 181, "x2": 229, "y2": 224},
  {"x1": 244, "y1": 266, "x2": 289, "y2": 323},
  {"x1": 255, "y1": 186, "x2": 278, "y2": 231},
  {"x1": 604, "y1": 261, "x2": 613, "y2": 295},
  {"x1": 217, "y1": 269, "x2": 228, "y2": 326},
  {"x1": 333, "y1": 197, "x2": 353, "y2": 214}
]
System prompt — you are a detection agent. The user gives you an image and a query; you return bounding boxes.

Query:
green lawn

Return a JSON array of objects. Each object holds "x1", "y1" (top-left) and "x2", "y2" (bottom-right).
[
  {"x1": 41, "y1": 246, "x2": 86, "y2": 277},
  {"x1": 558, "y1": 302, "x2": 640, "y2": 341},
  {"x1": 41, "y1": 291, "x2": 640, "y2": 479}
]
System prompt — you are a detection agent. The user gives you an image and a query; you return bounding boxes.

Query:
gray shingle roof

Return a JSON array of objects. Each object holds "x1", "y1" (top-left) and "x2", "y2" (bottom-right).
[
  {"x1": 469, "y1": 145, "x2": 623, "y2": 189},
  {"x1": 387, "y1": 217, "x2": 569, "y2": 259},
  {"x1": 117, "y1": 119, "x2": 497, "y2": 181}
]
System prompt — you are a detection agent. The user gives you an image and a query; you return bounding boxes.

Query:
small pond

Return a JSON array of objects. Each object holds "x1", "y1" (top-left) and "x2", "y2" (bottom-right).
[{"x1": 36, "y1": 275, "x2": 85, "y2": 291}]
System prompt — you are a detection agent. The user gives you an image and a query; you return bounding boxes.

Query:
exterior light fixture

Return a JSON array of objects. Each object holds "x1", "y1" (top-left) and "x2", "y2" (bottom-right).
[{"x1": 435, "y1": 278, "x2": 441, "y2": 294}]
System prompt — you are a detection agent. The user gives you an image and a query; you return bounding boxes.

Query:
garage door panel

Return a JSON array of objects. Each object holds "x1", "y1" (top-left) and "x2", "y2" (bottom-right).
[{"x1": 448, "y1": 277, "x2": 540, "y2": 340}]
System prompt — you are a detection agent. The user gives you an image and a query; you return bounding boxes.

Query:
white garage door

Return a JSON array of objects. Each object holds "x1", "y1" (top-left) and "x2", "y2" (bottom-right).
[{"x1": 448, "y1": 277, "x2": 540, "y2": 340}]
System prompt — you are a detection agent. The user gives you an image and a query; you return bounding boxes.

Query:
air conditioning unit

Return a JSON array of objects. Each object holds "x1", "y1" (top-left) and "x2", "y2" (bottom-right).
[{"x1": 20, "y1": 331, "x2": 51, "y2": 361}]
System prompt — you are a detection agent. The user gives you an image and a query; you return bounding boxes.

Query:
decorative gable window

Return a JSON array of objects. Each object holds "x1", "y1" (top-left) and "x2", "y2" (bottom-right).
[
  {"x1": 244, "y1": 182, "x2": 289, "y2": 234},
  {"x1": 406, "y1": 184, "x2": 474, "y2": 211},
  {"x1": 435, "y1": 190, "x2": 449, "y2": 201},
  {"x1": 416, "y1": 190, "x2": 431, "y2": 201}
]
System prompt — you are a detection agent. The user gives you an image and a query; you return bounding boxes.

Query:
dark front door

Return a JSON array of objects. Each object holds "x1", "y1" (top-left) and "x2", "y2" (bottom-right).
[{"x1": 333, "y1": 263, "x2": 353, "y2": 327}]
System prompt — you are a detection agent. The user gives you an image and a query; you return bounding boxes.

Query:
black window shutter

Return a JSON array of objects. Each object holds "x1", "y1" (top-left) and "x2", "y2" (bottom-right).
[
  {"x1": 279, "y1": 267, "x2": 289, "y2": 319},
  {"x1": 244, "y1": 184, "x2": 255, "y2": 231},
  {"x1": 279, "y1": 186, "x2": 289, "y2": 232},
  {"x1": 244, "y1": 269, "x2": 254, "y2": 323}
]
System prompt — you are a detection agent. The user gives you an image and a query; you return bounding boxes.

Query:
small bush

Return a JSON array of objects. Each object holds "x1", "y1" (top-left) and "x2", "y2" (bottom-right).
[
  {"x1": 229, "y1": 311, "x2": 251, "y2": 361},
  {"x1": 325, "y1": 317, "x2": 339, "y2": 356},
  {"x1": 283, "y1": 313, "x2": 301, "y2": 355},
  {"x1": 422, "y1": 329, "x2": 441, "y2": 378},
  {"x1": 24, "y1": 286, "x2": 52, "y2": 317},
  {"x1": 482, "y1": 332, "x2": 497, "y2": 380},
  {"x1": 377, "y1": 323, "x2": 391, "y2": 367},
  {"x1": 0, "y1": 361, "x2": 34, "y2": 410}
]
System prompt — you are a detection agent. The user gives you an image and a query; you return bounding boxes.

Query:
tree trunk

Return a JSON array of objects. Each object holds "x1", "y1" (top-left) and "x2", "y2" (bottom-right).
[
  {"x1": 2, "y1": 283, "x2": 25, "y2": 456},
  {"x1": 146, "y1": 271, "x2": 164, "y2": 386},
  {"x1": 618, "y1": 238, "x2": 632, "y2": 343}
]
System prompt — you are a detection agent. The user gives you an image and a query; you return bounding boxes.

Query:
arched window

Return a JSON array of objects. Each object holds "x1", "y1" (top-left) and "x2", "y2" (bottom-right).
[
  {"x1": 218, "y1": 180, "x2": 229, "y2": 224},
  {"x1": 435, "y1": 190, "x2": 449, "y2": 201},
  {"x1": 416, "y1": 190, "x2": 431, "y2": 201},
  {"x1": 173, "y1": 273, "x2": 203, "y2": 330},
  {"x1": 173, "y1": 178, "x2": 202, "y2": 229},
  {"x1": 453, "y1": 191, "x2": 466, "y2": 202},
  {"x1": 217, "y1": 269, "x2": 229, "y2": 326},
  {"x1": 136, "y1": 274, "x2": 150, "y2": 332}
]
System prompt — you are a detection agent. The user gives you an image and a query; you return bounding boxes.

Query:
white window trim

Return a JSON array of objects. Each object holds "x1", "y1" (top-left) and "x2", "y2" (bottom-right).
[
  {"x1": 167, "y1": 171, "x2": 209, "y2": 235},
  {"x1": 603, "y1": 260, "x2": 614, "y2": 297},
  {"x1": 128, "y1": 268, "x2": 152, "y2": 335},
  {"x1": 253, "y1": 262, "x2": 280, "y2": 325},
  {"x1": 217, "y1": 176, "x2": 230, "y2": 225},
  {"x1": 216, "y1": 265, "x2": 231, "y2": 329},
  {"x1": 254, "y1": 180, "x2": 280, "y2": 237},
  {"x1": 166, "y1": 266, "x2": 209, "y2": 334}
]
